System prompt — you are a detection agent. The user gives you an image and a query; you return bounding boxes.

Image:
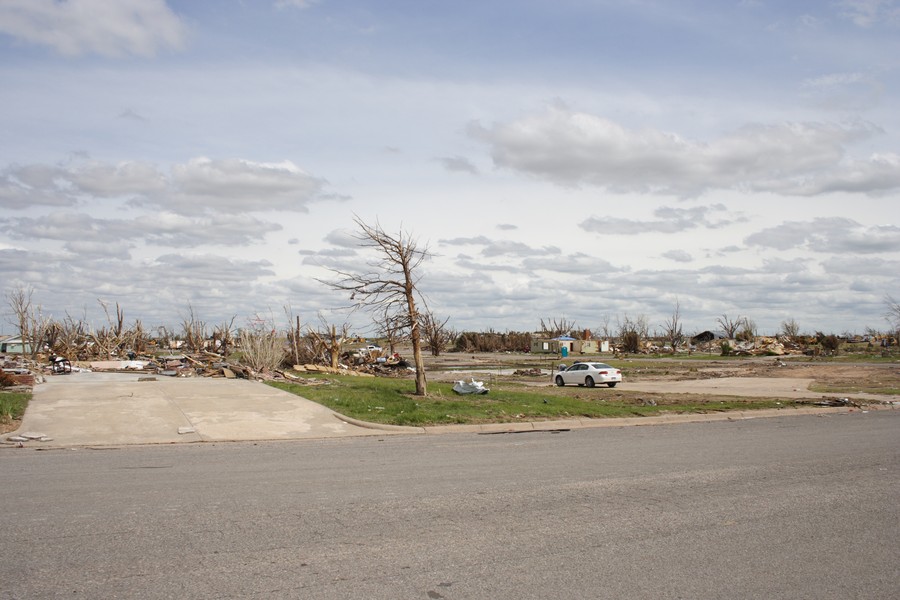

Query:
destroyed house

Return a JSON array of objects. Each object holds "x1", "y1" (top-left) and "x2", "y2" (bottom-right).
[{"x1": 0, "y1": 335, "x2": 32, "y2": 354}]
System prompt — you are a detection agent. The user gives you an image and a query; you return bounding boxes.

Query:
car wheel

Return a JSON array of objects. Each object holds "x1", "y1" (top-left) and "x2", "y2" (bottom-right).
[
  {"x1": 607, "y1": 382, "x2": 617, "y2": 388},
  {"x1": 555, "y1": 375, "x2": 565, "y2": 387},
  {"x1": 585, "y1": 376, "x2": 595, "y2": 388}
]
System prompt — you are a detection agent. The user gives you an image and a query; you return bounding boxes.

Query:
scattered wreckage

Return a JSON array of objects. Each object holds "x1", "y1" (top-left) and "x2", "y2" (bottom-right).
[{"x1": 1, "y1": 344, "x2": 416, "y2": 387}]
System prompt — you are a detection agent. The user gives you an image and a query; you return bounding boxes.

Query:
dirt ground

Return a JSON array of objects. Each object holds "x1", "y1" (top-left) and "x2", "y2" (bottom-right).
[
  {"x1": 3, "y1": 354, "x2": 897, "y2": 435},
  {"x1": 422, "y1": 352, "x2": 900, "y2": 396}
]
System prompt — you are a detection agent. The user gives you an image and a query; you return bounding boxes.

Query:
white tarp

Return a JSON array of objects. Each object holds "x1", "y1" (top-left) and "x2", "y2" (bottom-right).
[{"x1": 452, "y1": 378, "x2": 489, "y2": 395}]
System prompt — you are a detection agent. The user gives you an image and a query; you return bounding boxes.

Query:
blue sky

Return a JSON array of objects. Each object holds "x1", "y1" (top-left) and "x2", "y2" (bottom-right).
[{"x1": 1, "y1": 0, "x2": 899, "y2": 338}]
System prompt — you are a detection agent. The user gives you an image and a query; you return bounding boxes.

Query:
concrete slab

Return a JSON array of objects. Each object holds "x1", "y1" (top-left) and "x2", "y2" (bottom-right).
[{"x1": 4, "y1": 372, "x2": 409, "y2": 448}]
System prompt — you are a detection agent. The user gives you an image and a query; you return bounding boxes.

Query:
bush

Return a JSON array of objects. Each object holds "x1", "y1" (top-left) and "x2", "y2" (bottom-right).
[
  {"x1": 720, "y1": 341, "x2": 733, "y2": 356},
  {"x1": 816, "y1": 333, "x2": 841, "y2": 356}
]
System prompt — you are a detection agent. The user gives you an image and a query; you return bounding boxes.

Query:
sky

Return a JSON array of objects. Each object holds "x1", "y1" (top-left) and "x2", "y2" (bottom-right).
[{"x1": 1, "y1": 0, "x2": 899, "y2": 338}]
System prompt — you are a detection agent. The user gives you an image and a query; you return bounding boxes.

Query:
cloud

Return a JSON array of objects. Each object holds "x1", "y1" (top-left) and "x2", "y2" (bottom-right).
[
  {"x1": 0, "y1": 0, "x2": 188, "y2": 58},
  {"x1": 437, "y1": 155, "x2": 479, "y2": 174},
  {"x1": 274, "y1": 0, "x2": 318, "y2": 9},
  {"x1": 745, "y1": 217, "x2": 900, "y2": 253},
  {"x1": 836, "y1": 0, "x2": 900, "y2": 27},
  {"x1": 663, "y1": 250, "x2": 693, "y2": 262},
  {"x1": 165, "y1": 158, "x2": 327, "y2": 214},
  {"x1": 522, "y1": 252, "x2": 621, "y2": 275},
  {"x1": 760, "y1": 153, "x2": 900, "y2": 196},
  {"x1": 0, "y1": 157, "x2": 330, "y2": 215},
  {"x1": 0, "y1": 211, "x2": 282, "y2": 248},
  {"x1": 439, "y1": 235, "x2": 560, "y2": 258},
  {"x1": 0, "y1": 164, "x2": 79, "y2": 209},
  {"x1": 581, "y1": 204, "x2": 741, "y2": 236},
  {"x1": 470, "y1": 106, "x2": 889, "y2": 197}
]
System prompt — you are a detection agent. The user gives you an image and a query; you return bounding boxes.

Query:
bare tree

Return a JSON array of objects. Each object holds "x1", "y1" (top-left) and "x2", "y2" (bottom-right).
[
  {"x1": 213, "y1": 316, "x2": 236, "y2": 357},
  {"x1": 181, "y1": 304, "x2": 207, "y2": 353},
  {"x1": 617, "y1": 314, "x2": 648, "y2": 354},
  {"x1": 308, "y1": 319, "x2": 350, "y2": 369},
  {"x1": 283, "y1": 306, "x2": 304, "y2": 366},
  {"x1": 374, "y1": 306, "x2": 405, "y2": 355},
  {"x1": 320, "y1": 218, "x2": 429, "y2": 395},
  {"x1": 595, "y1": 314, "x2": 612, "y2": 341},
  {"x1": 736, "y1": 317, "x2": 757, "y2": 343},
  {"x1": 780, "y1": 318, "x2": 801, "y2": 341},
  {"x1": 6, "y1": 285, "x2": 54, "y2": 360},
  {"x1": 90, "y1": 300, "x2": 125, "y2": 359},
  {"x1": 886, "y1": 295, "x2": 900, "y2": 338},
  {"x1": 539, "y1": 317, "x2": 577, "y2": 338},
  {"x1": 716, "y1": 313, "x2": 745, "y2": 339},
  {"x1": 420, "y1": 311, "x2": 453, "y2": 357},
  {"x1": 661, "y1": 300, "x2": 684, "y2": 352},
  {"x1": 6, "y1": 286, "x2": 31, "y2": 351},
  {"x1": 238, "y1": 315, "x2": 286, "y2": 374}
]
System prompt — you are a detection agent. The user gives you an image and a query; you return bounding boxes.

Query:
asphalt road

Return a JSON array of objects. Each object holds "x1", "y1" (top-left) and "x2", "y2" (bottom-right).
[{"x1": 2, "y1": 411, "x2": 898, "y2": 599}]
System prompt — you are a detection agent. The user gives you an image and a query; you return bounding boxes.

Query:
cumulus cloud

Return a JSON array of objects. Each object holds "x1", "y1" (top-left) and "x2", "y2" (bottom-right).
[
  {"x1": 581, "y1": 204, "x2": 741, "y2": 236},
  {"x1": 166, "y1": 158, "x2": 327, "y2": 214},
  {"x1": 0, "y1": 211, "x2": 282, "y2": 248},
  {"x1": 745, "y1": 217, "x2": 900, "y2": 253},
  {"x1": 663, "y1": 250, "x2": 693, "y2": 262},
  {"x1": 0, "y1": 157, "x2": 329, "y2": 215},
  {"x1": 760, "y1": 153, "x2": 900, "y2": 196},
  {"x1": 836, "y1": 0, "x2": 900, "y2": 27},
  {"x1": 0, "y1": 0, "x2": 187, "y2": 58},
  {"x1": 275, "y1": 0, "x2": 318, "y2": 9},
  {"x1": 0, "y1": 164, "x2": 78, "y2": 209},
  {"x1": 437, "y1": 155, "x2": 479, "y2": 174},
  {"x1": 440, "y1": 235, "x2": 561, "y2": 258},
  {"x1": 470, "y1": 106, "x2": 890, "y2": 197}
]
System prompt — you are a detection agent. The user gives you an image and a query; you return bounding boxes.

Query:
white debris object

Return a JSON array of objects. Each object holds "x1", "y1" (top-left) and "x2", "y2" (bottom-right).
[{"x1": 452, "y1": 378, "x2": 489, "y2": 395}]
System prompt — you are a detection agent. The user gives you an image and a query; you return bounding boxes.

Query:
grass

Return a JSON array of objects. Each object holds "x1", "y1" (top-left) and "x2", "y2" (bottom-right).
[
  {"x1": 0, "y1": 390, "x2": 30, "y2": 430},
  {"x1": 809, "y1": 383, "x2": 900, "y2": 395},
  {"x1": 268, "y1": 375, "x2": 793, "y2": 427}
]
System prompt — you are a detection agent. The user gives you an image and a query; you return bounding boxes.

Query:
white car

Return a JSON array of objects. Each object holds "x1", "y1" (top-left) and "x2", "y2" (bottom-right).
[{"x1": 555, "y1": 362, "x2": 622, "y2": 388}]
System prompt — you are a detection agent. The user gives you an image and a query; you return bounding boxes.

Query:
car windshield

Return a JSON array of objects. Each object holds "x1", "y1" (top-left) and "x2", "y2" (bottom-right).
[{"x1": 589, "y1": 363, "x2": 612, "y2": 369}]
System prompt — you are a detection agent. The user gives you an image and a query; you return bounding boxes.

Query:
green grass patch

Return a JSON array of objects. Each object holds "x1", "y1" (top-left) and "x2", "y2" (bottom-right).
[
  {"x1": 268, "y1": 376, "x2": 791, "y2": 426},
  {"x1": 809, "y1": 383, "x2": 900, "y2": 395},
  {"x1": 0, "y1": 390, "x2": 30, "y2": 423}
]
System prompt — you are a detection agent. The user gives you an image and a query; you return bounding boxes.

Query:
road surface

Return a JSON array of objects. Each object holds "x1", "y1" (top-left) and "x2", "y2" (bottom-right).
[{"x1": 1, "y1": 410, "x2": 897, "y2": 599}]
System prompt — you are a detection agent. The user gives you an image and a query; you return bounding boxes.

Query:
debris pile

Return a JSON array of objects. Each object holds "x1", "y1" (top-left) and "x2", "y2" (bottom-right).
[
  {"x1": 0, "y1": 340, "x2": 418, "y2": 384},
  {"x1": 513, "y1": 368, "x2": 545, "y2": 377},
  {"x1": 452, "y1": 378, "x2": 490, "y2": 395}
]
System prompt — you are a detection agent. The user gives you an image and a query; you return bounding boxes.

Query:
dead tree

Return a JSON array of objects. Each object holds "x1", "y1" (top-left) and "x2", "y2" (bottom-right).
[
  {"x1": 886, "y1": 295, "x2": 900, "y2": 342},
  {"x1": 213, "y1": 316, "x2": 236, "y2": 357},
  {"x1": 308, "y1": 319, "x2": 350, "y2": 369},
  {"x1": 283, "y1": 306, "x2": 304, "y2": 366},
  {"x1": 5, "y1": 285, "x2": 53, "y2": 359},
  {"x1": 780, "y1": 318, "x2": 801, "y2": 342},
  {"x1": 238, "y1": 315, "x2": 286, "y2": 374},
  {"x1": 661, "y1": 300, "x2": 684, "y2": 352},
  {"x1": 420, "y1": 310, "x2": 452, "y2": 357},
  {"x1": 374, "y1": 307, "x2": 406, "y2": 355},
  {"x1": 181, "y1": 304, "x2": 207, "y2": 353},
  {"x1": 540, "y1": 317, "x2": 577, "y2": 338},
  {"x1": 320, "y1": 217, "x2": 429, "y2": 396},
  {"x1": 617, "y1": 314, "x2": 648, "y2": 354},
  {"x1": 716, "y1": 314, "x2": 746, "y2": 339}
]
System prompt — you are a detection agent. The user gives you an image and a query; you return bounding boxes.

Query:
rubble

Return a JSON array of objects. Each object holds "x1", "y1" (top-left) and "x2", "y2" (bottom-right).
[{"x1": 1, "y1": 338, "x2": 415, "y2": 386}]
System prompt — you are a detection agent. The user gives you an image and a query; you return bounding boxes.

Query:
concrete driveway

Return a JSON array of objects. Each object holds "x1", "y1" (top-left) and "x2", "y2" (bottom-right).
[{"x1": 3, "y1": 372, "x2": 407, "y2": 447}]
